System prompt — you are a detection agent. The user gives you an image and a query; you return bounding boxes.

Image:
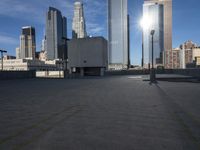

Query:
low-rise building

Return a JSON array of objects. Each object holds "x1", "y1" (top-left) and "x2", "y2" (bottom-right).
[
  {"x1": 195, "y1": 57, "x2": 200, "y2": 66},
  {"x1": 164, "y1": 41, "x2": 200, "y2": 69},
  {"x1": 39, "y1": 51, "x2": 47, "y2": 61},
  {"x1": 68, "y1": 37, "x2": 108, "y2": 76},
  {"x1": 163, "y1": 48, "x2": 180, "y2": 69},
  {"x1": 3, "y1": 55, "x2": 16, "y2": 60},
  {"x1": 0, "y1": 59, "x2": 62, "y2": 71},
  {"x1": 193, "y1": 47, "x2": 200, "y2": 60}
]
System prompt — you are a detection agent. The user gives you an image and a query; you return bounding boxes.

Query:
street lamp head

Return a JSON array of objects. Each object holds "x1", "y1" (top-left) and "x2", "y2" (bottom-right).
[
  {"x1": 0, "y1": 50, "x2": 7, "y2": 53},
  {"x1": 150, "y1": 30, "x2": 155, "y2": 35}
]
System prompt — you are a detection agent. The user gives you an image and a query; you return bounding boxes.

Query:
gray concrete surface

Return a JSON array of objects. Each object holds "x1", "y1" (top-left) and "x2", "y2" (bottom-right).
[
  {"x1": 0, "y1": 71, "x2": 35, "y2": 80},
  {"x1": 0, "y1": 76, "x2": 200, "y2": 150}
]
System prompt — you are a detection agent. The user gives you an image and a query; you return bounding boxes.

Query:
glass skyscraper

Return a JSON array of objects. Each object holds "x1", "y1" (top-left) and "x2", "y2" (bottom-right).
[
  {"x1": 143, "y1": 3, "x2": 164, "y2": 67},
  {"x1": 108, "y1": 0, "x2": 128, "y2": 70},
  {"x1": 144, "y1": 0, "x2": 172, "y2": 51},
  {"x1": 46, "y1": 7, "x2": 67, "y2": 60}
]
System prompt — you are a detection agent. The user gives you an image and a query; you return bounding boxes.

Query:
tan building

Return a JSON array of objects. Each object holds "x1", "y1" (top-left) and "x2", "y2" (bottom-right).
[
  {"x1": 3, "y1": 55, "x2": 16, "y2": 60},
  {"x1": 192, "y1": 48, "x2": 200, "y2": 60},
  {"x1": 180, "y1": 41, "x2": 197, "y2": 68},
  {"x1": 163, "y1": 48, "x2": 180, "y2": 69},
  {"x1": 164, "y1": 41, "x2": 200, "y2": 69},
  {"x1": 19, "y1": 26, "x2": 36, "y2": 59},
  {"x1": 39, "y1": 51, "x2": 47, "y2": 61},
  {"x1": 185, "y1": 49, "x2": 193, "y2": 65},
  {"x1": 180, "y1": 40, "x2": 197, "y2": 50},
  {"x1": 196, "y1": 57, "x2": 200, "y2": 66},
  {"x1": 193, "y1": 48, "x2": 200, "y2": 67}
]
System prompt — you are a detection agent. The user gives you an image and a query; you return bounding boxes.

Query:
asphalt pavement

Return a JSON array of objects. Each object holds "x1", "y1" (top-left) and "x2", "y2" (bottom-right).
[{"x1": 0, "y1": 75, "x2": 200, "y2": 150}]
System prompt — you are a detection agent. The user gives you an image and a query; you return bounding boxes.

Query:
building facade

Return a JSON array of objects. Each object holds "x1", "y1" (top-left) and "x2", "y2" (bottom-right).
[
  {"x1": 164, "y1": 41, "x2": 200, "y2": 69},
  {"x1": 144, "y1": 0, "x2": 172, "y2": 51},
  {"x1": 16, "y1": 47, "x2": 20, "y2": 59},
  {"x1": 163, "y1": 48, "x2": 180, "y2": 69},
  {"x1": 0, "y1": 59, "x2": 60, "y2": 71},
  {"x1": 142, "y1": 3, "x2": 164, "y2": 68},
  {"x1": 3, "y1": 55, "x2": 16, "y2": 60},
  {"x1": 39, "y1": 51, "x2": 47, "y2": 61},
  {"x1": 46, "y1": 7, "x2": 67, "y2": 60},
  {"x1": 19, "y1": 26, "x2": 36, "y2": 59},
  {"x1": 108, "y1": 0, "x2": 128, "y2": 70},
  {"x1": 72, "y1": 1, "x2": 87, "y2": 39},
  {"x1": 68, "y1": 37, "x2": 108, "y2": 76}
]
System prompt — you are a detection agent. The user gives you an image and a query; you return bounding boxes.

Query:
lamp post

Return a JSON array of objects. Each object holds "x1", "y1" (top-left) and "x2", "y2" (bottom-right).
[
  {"x1": 140, "y1": 15, "x2": 156, "y2": 83},
  {"x1": 150, "y1": 30, "x2": 156, "y2": 83},
  {"x1": 62, "y1": 37, "x2": 69, "y2": 70},
  {"x1": 62, "y1": 37, "x2": 69, "y2": 78},
  {"x1": 0, "y1": 49, "x2": 7, "y2": 71},
  {"x1": 140, "y1": 15, "x2": 153, "y2": 69},
  {"x1": 142, "y1": 30, "x2": 144, "y2": 68}
]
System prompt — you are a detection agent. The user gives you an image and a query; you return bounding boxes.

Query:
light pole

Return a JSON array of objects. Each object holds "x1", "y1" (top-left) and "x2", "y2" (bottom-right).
[
  {"x1": 140, "y1": 15, "x2": 152, "y2": 69},
  {"x1": 142, "y1": 30, "x2": 144, "y2": 68},
  {"x1": 0, "y1": 49, "x2": 7, "y2": 71},
  {"x1": 150, "y1": 30, "x2": 156, "y2": 83},
  {"x1": 62, "y1": 37, "x2": 68, "y2": 71}
]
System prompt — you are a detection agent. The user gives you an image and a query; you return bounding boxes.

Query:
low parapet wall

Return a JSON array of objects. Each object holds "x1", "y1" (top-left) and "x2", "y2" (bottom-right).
[
  {"x1": 167, "y1": 69, "x2": 200, "y2": 78},
  {"x1": 105, "y1": 70, "x2": 150, "y2": 76},
  {"x1": 105, "y1": 69, "x2": 200, "y2": 78},
  {"x1": 0, "y1": 71, "x2": 36, "y2": 80}
]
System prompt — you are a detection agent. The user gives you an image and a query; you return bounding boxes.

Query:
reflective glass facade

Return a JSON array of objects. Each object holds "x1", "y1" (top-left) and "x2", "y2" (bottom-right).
[
  {"x1": 143, "y1": 3, "x2": 164, "y2": 67},
  {"x1": 108, "y1": 0, "x2": 128, "y2": 70}
]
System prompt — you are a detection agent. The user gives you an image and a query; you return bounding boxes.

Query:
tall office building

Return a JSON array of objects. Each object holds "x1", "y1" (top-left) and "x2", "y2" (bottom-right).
[
  {"x1": 46, "y1": 7, "x2": 67, "y2": 60},
  {"x1": 108, "y1": 0, "x2": 128, "y2": 70},
  {"x1": 72, "y1": 1, "x2": 87, "y2": 39},
  {"x1": 144, "y1": 0, "x2": 172, "y2": 51},
  {"x1": 19, "y1": 26, "x2": 36, "y2": 59},
  {"x1": 142, "y1": 3, "x2": 164, "y2": 67}
]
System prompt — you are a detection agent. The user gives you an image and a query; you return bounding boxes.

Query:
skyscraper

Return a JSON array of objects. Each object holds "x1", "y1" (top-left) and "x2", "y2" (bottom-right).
[
  {"x1": 142, "y1": 3, "x2": 164, "y2": 67},
  {"x1": 46, "y1": 7, "x2": 67, "y2": 60},
  {"x1": 144, "y1": 0, "x2": 172, "y2": 51},
  {"x1": 19, "y1": 26, "x2": 36, "y2": 59},
  {"x1": 108, "y1": 0, "x2": 128, "y2": 70},
  {"x1": 72, "y1": 1, "x2": 87, "y2": 39}
]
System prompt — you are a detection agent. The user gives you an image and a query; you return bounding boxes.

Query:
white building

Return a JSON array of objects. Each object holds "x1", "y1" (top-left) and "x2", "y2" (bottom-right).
[
  {"x1": 0, "y1": 59, "x2": 62, "y2": 71},
  {"x1": 72, "y1": 1, "x2": 87, "y2": 39},
  {"x1": 16, "y1": 47, "x2": 20, "y2": 59}
]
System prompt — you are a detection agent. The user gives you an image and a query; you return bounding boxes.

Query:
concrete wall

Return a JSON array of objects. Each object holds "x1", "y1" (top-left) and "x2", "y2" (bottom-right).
[
  {"x1": 0, "y1": 71, "x2": 36, "y2": 80},
  {"x1": 36, "y1": 71, "x2": 64, "y2": 78},
  {"x1": 68, "y1": 37, "x2": 108, "y2": 68},
  {"x1": 105, "y1": 69, "x2": 200, "y2": 78},
  {"x1": 165, "y1": 69, "x2": 200, "y2": 78}
]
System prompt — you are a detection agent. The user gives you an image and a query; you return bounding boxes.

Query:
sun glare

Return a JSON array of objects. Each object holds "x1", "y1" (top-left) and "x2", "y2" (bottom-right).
[{"x1": 140, "y1": 15, "x2": 153, "y2": 30}]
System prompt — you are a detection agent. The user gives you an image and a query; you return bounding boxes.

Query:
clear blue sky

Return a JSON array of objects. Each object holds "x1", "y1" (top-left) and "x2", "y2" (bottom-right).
[{"x1": 0, "y1": 0, "x2": 199, "y2": 65}]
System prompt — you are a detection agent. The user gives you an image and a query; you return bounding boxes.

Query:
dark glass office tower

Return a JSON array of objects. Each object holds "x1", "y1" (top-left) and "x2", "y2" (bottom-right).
[{"x1": 46, "y1": 7, "x2": 67, "y2": 60}]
